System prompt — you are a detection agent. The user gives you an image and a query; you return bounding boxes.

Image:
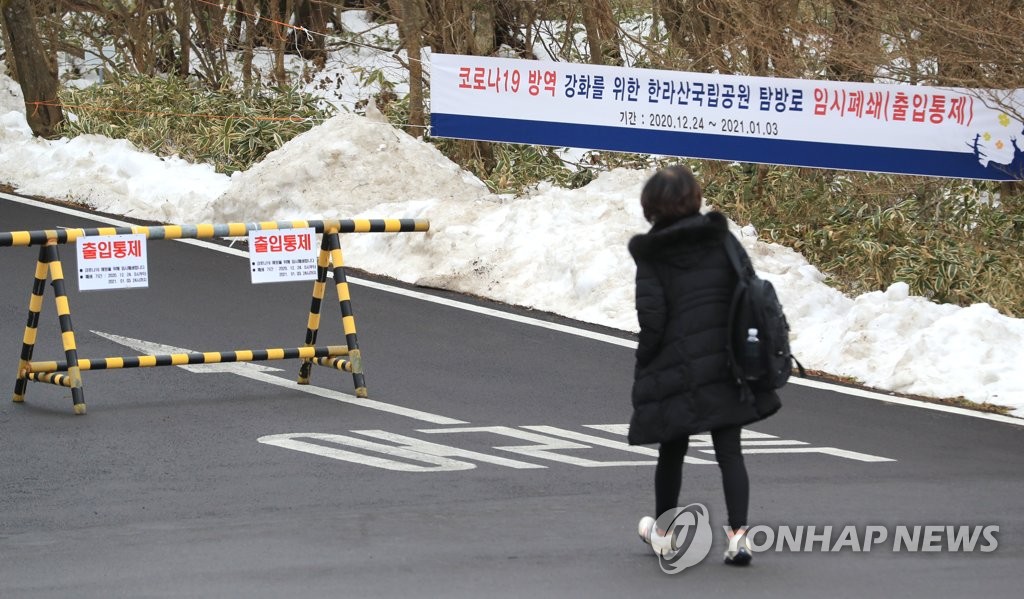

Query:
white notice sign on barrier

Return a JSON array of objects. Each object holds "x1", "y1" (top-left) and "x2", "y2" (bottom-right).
[
  {"x1": 248, "y1": 228, "x2": 318, "y2": 284},
  {"x1": 76, "y1": 234, "x2": 149, "y2": 291}
]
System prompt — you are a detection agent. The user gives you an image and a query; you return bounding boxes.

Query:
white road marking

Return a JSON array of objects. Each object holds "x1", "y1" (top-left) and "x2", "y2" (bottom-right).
[
  {"x1": 584, "y1": 425, "x2": 807, "y2": 448},
  {"x1": 725, "y1": 447, "x2": 896, "y2": 463},
  {"x1": 257, "y1": 433, "x2": 476, "y2": 472},
  {"x1": 521, "y1": 425, "x2": 713, "y2": 464},
  {"x1": 585, "y1": 424, "x2": 894, "y2": 463},
  {"x1": 90, "y1": 331, "x2": 285, "y2": 374},
  {"x1": 259, "y1": 424, "x2": 895, "y2": 471},
  {"x1": 732, "y1": 440, "x2": 809, "y2": 446},
  {"x1": 351, "y1": 430, "x2": 544, "y2": 469},
  {"x1": 584, "y1": 424, "x2": 630, "y2": 436},
  {"x1": 4, "y1": 191, "x2": 1021, "y2": 427},
  {"x1": 421, "y1": 425, "x2": 659, "y2": 467},
  {"x1": 94, "y1": 330, "x2": 467, "y2": 425}
]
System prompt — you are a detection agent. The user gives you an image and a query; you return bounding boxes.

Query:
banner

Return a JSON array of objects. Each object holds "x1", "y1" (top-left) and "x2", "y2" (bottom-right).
[{"x1": 429, "y1": 54, "x2": 1024, "y2": 181}]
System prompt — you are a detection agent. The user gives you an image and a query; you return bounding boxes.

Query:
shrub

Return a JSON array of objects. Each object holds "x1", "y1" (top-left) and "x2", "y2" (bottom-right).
[
  {"x1": 58, "y1": 74, "x2": 333, "y2": 174},
  {"x1": 701, "y1": 163, "x2": 1024, "y2": 317}
]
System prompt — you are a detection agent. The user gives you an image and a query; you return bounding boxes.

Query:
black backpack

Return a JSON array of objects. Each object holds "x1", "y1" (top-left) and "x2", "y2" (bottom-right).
[{"x1": 723, "y1": 236, "x2": 805, "y2": 393}]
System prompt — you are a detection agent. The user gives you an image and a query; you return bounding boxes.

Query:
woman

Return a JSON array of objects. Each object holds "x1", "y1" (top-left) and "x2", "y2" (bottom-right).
[{"x1": 627, "y1": 165, "x2": 780, "y2": 566}]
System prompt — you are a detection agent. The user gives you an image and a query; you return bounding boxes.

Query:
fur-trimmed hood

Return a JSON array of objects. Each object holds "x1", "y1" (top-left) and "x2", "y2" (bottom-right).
[{"x1": 628, "y1": 211, "x2": 730, "y2": 260}]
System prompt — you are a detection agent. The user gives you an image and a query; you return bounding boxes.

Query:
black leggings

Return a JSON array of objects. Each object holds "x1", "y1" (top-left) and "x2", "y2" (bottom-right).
[{"x1": 655, "y1": 425, "x2": 748, "y2": 530}]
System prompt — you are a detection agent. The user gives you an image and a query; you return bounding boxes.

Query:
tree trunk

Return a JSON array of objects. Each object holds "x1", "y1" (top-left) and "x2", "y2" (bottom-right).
[
  {"x1": 581, "y1": 0, "x2": 622, "y2": 65},
  {"x1": 294, "y1": 0, "x2": 328, "y2": 68},
  {"x1": 747, "y1": 0, "x2": 800, "y2": 76},
  {"x1": 424, "y1": 0, "x2": 467, "y2": 54},
  {"x1": 659, "y1": 0, "x2": 725, "y2": 72},
  {"x1": 269, "y1": 0, "x2": 287, "y2": 85},
  {"x1": 1, "y1": 0, "x2": 63, "y2": 138},
  {"x1": 176, "y1": 0, "x2": 191, "y2": 77},
  {"x1": 427, "y1": 0, "x2": 496, "y2": 170},
  {"x1": 423, "y1": 0, "x2": 502, "y2": 56},
  {"x1": 0, "y1": 6, "x2": 18, "y2": 81},
  {"x1": 240, "y1": 0, "x2": 256, "y2": 90},
  {"x1": 692, "y1": 0, "x2": 730, "y2": 73},
  {"x1": 826, "y1": 0, "x2": 872, "y2": 81},
  {"x1": 394, "y1": 0, "x2": 424, "y2": 136},
  {"x1": 470, "y1": 1, "x2": 496, "y2": 56},
  {"x1": 494, "y1": 1, "x2": 528, "y2": 56}
]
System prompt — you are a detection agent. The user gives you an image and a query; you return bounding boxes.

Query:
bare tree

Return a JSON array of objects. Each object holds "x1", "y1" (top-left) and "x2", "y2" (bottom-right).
[
  {"x1": 580, "y1": 0, "x2": 622, "y2": 65},
  {"x1": 293, "y1": 0, "x2": 329, "y2": 68},
  {"x1": 393, "y1": 0, "x2": 424, "y2": 135},
  {"x1": 742, "y1": 0, "x2": 801, "y2": 76},
  {"x1": 269, "y1": 0, "x2": 288, "y2": 85},
  {"x1": 238, "y1": 0, "x2": 257, "y2": 89},
  {"x1": 1, "y1": 0, "x2": 63, "y2": 137},
  {"x1": 657, "y1": 0, "x2": 731, "y2": 72},
  {"x1": 174, "y1": 0, "x2": 191, "y2": 77}
]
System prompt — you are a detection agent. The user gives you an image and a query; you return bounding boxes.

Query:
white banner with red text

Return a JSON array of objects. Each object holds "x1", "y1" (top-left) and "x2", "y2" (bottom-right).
[{"x1": 429, "y1": 54, "x2": 1024, "y2": 181}]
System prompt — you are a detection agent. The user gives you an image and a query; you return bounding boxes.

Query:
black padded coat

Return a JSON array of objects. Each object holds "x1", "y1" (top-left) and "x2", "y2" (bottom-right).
[{"x1": 627, "y1": 211, "x2": 780, "y2": 445}]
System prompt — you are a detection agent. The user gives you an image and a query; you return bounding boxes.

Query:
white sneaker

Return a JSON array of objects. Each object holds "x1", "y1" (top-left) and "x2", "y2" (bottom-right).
[
  {"x1": 650, "y1": 528, "x2": 677, "y2": 556},
  {"x1": 638, "y1": 516, "x2": 676, "y2": 556},
  {"x1": 724, "y1": 529, "x2": 752, "y2": 566},
  {"x1": 638, "y1": 516, "x2": 656, "y2": 546}
]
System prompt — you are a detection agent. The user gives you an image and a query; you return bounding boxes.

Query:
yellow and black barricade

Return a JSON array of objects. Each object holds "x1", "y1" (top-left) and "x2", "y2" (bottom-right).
[{"x1": 0, "y1": 219, "x2": 429, "y2": 414}]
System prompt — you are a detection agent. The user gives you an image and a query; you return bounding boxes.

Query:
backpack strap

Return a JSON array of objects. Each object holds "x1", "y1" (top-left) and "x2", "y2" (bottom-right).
[
  {"x1": 792, "y1": 355, "x2": 807, "y2": 378},
  {"x1": 725, "y1": 235, "x2": 808, "y2": 382},
  {"x1": 723, "y1": 235, "x2": 751, "y2": 280},
  {"x1": 723, "y1": 235, "x2": 748, "y2": 387},
  {"x1": 723, "y1": 235, "x2": 765, "y2": 402}
]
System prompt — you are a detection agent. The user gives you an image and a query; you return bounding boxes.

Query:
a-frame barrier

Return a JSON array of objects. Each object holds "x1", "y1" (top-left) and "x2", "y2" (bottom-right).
[{"x1": 0, "y1": 219, "x2": 429, "y2": 414}]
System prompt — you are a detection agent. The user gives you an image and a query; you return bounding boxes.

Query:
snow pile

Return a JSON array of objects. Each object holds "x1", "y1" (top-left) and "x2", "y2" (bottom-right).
[
  {"x1": 213, "y1": 110, "x2": 489, "y2": 221},
  {"x1": 0, "y1": 72, "x2": 229, "y2": 220},
  {"x1": 340, "y1": 169, "x2": 652, "y2": 329},
  {"x1": 791, "y1": 281, "x2": 1024, "y2": 406},
  {"x1": 0, "y1": 133, "x2": 229, "y2": 222},
  {"x1": 0, "y1": 62, "x2": 24, "y2": 117},
  {"x1": 0, "y1": 66, "x2": 30, "y2": 144}
]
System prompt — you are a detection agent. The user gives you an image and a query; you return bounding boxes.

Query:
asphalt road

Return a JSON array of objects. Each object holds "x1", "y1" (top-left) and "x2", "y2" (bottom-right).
[{"x1": 1, "y1": 195, "x2": 1021, "y2": 598}]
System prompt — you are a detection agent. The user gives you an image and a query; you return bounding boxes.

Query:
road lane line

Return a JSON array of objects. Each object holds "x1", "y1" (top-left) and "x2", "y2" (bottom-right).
[{"x1": 93, "y1": 330, "x2": 467, "y2": 425}]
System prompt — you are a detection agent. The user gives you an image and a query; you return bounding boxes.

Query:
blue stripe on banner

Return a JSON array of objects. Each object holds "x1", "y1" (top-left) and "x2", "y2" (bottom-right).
[{"x1": 430, "y1": 113, "x2": 1024, "y2": 181}]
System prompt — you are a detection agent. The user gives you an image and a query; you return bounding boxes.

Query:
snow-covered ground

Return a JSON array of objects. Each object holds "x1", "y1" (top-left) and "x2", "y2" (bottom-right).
[{"x1": 1, "y1": 12, "x2": 1021, "y2": 416}]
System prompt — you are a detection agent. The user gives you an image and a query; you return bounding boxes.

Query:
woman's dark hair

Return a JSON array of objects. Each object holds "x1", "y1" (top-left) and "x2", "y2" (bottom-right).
[{"x1": 640, "y1": 165, "x2": 702, "y2": 225}]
